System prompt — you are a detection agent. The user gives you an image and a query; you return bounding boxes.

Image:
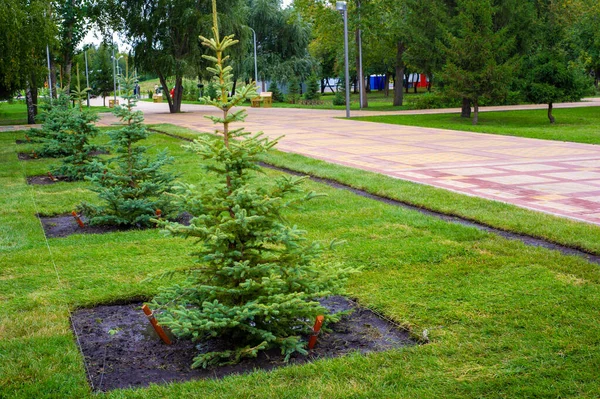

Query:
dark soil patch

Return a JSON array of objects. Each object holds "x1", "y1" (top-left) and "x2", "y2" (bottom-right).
[
  {"x1": 39, "y1": 212, "x2": 193, "y2": 238},
  {"x1": 40, "y1": 214, "x2": 129, "y2": 238},
  {"x1": 18, "y1": 152, "x2": 39, "y2": 160},
  {"x1": 15, "y1": 139, "x2": 31, "y2": 145},
  {"x1": 27, "y1": 175, "x2": 69, "y2": 185},
  {"x1": 71, "y1": 296, "x2": 415, "y2": 392}
]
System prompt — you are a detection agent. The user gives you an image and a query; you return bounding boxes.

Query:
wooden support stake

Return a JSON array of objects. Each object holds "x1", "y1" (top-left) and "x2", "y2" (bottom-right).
[
  {"x1": 307, "y1": 315, "x2": 325, "y2": 350},
  {"x1": 155, "y1": 209, "x2": 162, "y2": 218},
  {"x1": 142, "y1": 304, "x2": 172, "y2": 345},
  {"x1": 47, "y1": 172, "x2": 58, "y2": 182},
  {"x1": 71, "y1": 211, "x2": 85, "y2": 228},
  {"x1": 25, "y1": 134, "x2": 31, "y2": 142}
]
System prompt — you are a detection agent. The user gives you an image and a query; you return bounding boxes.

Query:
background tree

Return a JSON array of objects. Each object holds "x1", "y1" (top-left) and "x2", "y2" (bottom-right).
[
  {"x1": 96, "y1": 0, "x2": 245, "y2": 113},
  {"x1": 440, "y1": 0, "x2": 515, "y2": 124},
  {"x1": 522, "y1": 0, "x2": 591, "y2": 123},
  {"x1": 0, "y1": 0, "x2": 56, "y2": 122}
]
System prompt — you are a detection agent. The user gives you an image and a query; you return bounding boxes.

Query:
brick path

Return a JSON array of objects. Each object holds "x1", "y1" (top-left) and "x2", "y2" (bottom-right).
[{"x1": 98, "y1": 97, "x2": 600, "y2": 225}]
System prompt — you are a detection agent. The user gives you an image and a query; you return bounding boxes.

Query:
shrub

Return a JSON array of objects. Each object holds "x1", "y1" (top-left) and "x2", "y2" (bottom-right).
[
  {"x1": 78, "y1": 67, "x2": 175, "y2": 227},
  {"x1": 409, "y1": 91, "x2": 460, "y2": 110},
  {"x1": 152, "y1": 12, "x2": 353, "y2": 369},
  {"x1": 303, "y1": 74, "x2": 320, "y2": 101},
  {"x1": 286, "y1": 75, "x2": 301, "y2": 104},
  {"x1": 268, "y1": 82, "x2": 284, "y2": 102},
  {"x1": 333, "y1": 78, "x2": 346, "y2": 106}
]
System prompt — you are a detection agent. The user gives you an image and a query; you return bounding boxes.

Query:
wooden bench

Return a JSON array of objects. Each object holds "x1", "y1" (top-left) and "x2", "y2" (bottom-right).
[
  {"x1": 153, "y1": 94, "x2": 163, "y2": 103},
  {"x1": 250, "y1": 92, "x2": 273, "y2": 108}
]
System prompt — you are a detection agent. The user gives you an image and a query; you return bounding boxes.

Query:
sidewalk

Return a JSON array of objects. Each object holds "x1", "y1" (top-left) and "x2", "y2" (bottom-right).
[{"x1": 97, "y1": 97, "x2": 600, "y2": 225}]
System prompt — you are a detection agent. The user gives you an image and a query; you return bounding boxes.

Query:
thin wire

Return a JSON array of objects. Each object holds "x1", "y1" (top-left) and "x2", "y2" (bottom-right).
[{"x1": 20, "y1": 159, "x2": 96, "y2": 391}]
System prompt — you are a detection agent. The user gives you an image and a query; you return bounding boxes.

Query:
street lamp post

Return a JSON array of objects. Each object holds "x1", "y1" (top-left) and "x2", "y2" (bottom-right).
[
  {"x1": 84, "y1": 50, "x2": 90, "y2": 107},
  {"x1": 336, "y1": 1, "x2": 350, "y2": 118},
  {"x1": 111, "y1": 47, "x2": 117, "y2": 102},
  {"x1": 242, "y1": 25, "x2": 259, "y2": 90},
  {"x1": 46, "y1": 44, "x2": 53, "y2": 103}
]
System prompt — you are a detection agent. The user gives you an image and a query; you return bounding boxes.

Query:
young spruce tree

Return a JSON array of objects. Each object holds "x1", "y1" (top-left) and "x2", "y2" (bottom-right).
[
  {"x1": 50, "y1": 68, "x2": 102, "y2": 180},
  {"x1": 152, "y1": 2, "x2": 352, "y2": 368},
  {"x1": 28, "y1": 90, "x2": 75, "y2": 157},
  {"x1": 78, "y1": 66, "x2": 175, "y2": 227}
]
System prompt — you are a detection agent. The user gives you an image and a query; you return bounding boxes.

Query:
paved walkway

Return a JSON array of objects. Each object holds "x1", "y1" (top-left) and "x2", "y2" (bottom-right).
[{"x1": 40, "y1": 97, "x2": 600, "y2": 225}]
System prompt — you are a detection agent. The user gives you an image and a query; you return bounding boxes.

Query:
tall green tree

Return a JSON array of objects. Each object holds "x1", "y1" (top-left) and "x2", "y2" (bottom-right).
[
  {"x1": 0, "y1": 0, "x2": 56, "y2": 123},
  {"x1": 522, "y1": 0, "x2": 591, "y2": 123},
  {"x1": 96, "y1": 0, "x2": 245, "y2": 113},
  {"x1": 440, "y1": 0, "x2": 515, "y2": 124}
]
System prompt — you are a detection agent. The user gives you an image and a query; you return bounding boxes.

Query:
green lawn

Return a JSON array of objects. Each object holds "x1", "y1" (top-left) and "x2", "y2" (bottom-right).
[
  {"x1": 3, "y1": 124, "x2": 600, "y2": 398},
  {"x1": 354, "y1": 106, "x2": 600, "y2": 145},
  {"x1": 0, "y1": 102, "x2": 112, "y2": 125}
]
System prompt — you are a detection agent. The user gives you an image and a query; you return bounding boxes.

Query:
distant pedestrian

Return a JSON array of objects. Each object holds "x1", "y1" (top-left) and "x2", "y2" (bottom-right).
[
  {"x1": 154, "y1": 84, "x2": 159, "y2": 94},
  {"x1": 170, "y1": 86, "x2": 175, "y2": 99}
]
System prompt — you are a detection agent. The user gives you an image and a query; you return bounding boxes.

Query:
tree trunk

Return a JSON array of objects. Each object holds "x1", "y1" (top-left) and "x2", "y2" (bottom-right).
[
  {"x1": 461, "y1": 98, "x2": 471, "y2": 118},
  {"x1": 103, "y1": 94, "x2": 106, "y2": 107},
  {"x1": 321, "y1": 78, "x2": 325, "y2": 94},
  {"x1": 158, "y1": 72, "x2": 174, "y2": 113},
  {"x1": 384, "y1": 73, "x2": 390, "y2": 97},
  {"x1": 414, "y1": 74, "x2": 419, "y2": 93},
  {"x1": 548, "y1": 102, "x2": 555, "y2": 124},
  {"x1": 393, "y1": 41, "x2": 405, "y2": 106},
  {"x1": 366, "y1": 75, "x2": 371, "y2": 93},
  {"x1": 405, "y1": 71, "x2": 410, "y2": 94},
  {"x1": 427, "y1": 75, "x2": 432, "y2": 92},
  {"x1": 173, "y1": 76, "x2": 183, "y2": 113},
  {"x1": 25, "y1": 84, "x2": 36, "y2": 124},
  {"x1": 232, "y1": 78, "x2": 237, "y2": 95},
  {"x1": 472, "y1": 99, "x2": 479, "y2": 125},
  {"x1": 355, "y1": 30, "x2": 367, "y2": 108}
]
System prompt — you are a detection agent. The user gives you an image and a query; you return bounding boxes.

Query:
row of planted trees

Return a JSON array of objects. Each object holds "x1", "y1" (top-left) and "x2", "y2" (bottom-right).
[{"x1": 29, "y1": 9, "x2": 353, "y2": 368}]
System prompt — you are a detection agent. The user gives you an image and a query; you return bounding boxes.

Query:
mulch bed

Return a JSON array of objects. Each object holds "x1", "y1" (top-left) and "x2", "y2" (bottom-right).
[
  {"x1": 27, "y1": 175, "x2": 70, "y2": 185},
  {"x1": 39, "y1": 214, "x2": 129, "y2": 238},
  {"x1": 39, "y1": 212, "x2": 193, "y2": 238},
  {"x1": 71, "y1": 296, "x2": 415, "y2": 392},
  {"x1": 18, "y1": 152, "x2": 39, "y2": 160}
]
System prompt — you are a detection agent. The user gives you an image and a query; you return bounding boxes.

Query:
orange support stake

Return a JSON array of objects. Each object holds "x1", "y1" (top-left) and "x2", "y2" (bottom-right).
[
  {"x1": 307, "y1": 315, "x2": 325, "y2": 350},
  {"x1": 142, "y1": 304, "x2": 172, "y2": 345},
  {"x1": 47, "y1": 172, "x2": 58, "y2": 182},
  {"x1": 155, "y1": 209, "x2": 162, "y2": 218},
  {"x1": 71, "y1": 211, "x2": 85, "y2": 228},
  {"x1": 25, "y1": 134, "x2": 31, "y2": 142}
]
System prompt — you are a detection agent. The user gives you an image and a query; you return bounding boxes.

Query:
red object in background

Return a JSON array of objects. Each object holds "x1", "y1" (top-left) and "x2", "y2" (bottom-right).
[
  {"x1": 307, "y1": 315, "x2": 325, "y2": 350},
  {"x1": 155, "y1": 209, "x2": 162, "y2": 218},
  {"x1": 142, "y1": 304, "x2": 172, "y2": 345},
  {"x1": 47, "y1": 172, "x2": 58, "y2": 182}
]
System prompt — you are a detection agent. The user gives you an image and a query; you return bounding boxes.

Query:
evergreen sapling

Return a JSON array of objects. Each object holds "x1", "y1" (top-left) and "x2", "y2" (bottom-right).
[
  {"x1": 152, "y1": 3, "x2": 354, "y2": 368},
  {"x1": 50, "y1": 67, "x2": 103, "y2": 180},
  {"x1": 78, "y1": 66, "x2": 176, "y2": 227}
]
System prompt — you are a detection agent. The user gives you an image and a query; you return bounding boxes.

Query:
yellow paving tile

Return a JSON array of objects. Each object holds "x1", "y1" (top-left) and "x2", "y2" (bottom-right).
[
  {"x1": 338, "y1": 145, "x2": 422, "y2": 155},
  {"x1": 531, "y1": 194, "x2": 568, "y2": 201}
]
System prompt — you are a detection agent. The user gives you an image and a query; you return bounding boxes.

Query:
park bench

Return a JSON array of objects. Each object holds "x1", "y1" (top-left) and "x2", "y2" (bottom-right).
[
  {"x1": 153, "y1": 94, "x2": 163, "y2": 103},
  {"x1": 251, "y1": 92, "x2": 273, "y2": 108}
]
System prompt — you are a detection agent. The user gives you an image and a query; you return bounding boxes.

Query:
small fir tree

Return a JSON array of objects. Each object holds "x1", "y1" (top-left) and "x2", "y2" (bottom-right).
[
  {"x1": 286, "y1": 75, "x2": 301, "y2": 104},
  {"x1": 303, "y1": 74, "x2": 321, "y2": 101},
  {"x1": 28, "y1": 90, "x2": 74, "y2": 158},
  {"x1": 267, "y1": 81, "x2": 284, "y2": 102},
  {"x1": 50, "y1": 69, "x2": 102, "y2": 180},
  {"x1": 78, "y1": 66, "x2": 176, "y2": 227},
  {"x1": 152, "y1": 2, "x2": 352, "y2": 368},
  {"x1": 333, "y1": 77, "x2": 346, "y2": 106}
]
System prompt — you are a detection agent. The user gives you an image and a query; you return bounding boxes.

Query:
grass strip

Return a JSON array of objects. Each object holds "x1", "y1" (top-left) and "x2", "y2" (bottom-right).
[
  {"x1": 353, "y1": 106, "x2": 600, "y2": 144},
  {"x1": 149, "y1": 123, "x2": 600, "y2": 256}
]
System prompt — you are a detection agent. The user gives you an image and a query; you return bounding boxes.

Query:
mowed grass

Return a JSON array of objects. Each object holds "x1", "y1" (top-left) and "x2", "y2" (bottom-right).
[
  {"x1": 0, "y1": 102, "x2": 112, "y2": 125},
  {"x1": 2, "y1": 126, "x2": 600, "y2": 398},
  {"x1": 354, "y1": 106, "x2": 600, "y2": 144}
]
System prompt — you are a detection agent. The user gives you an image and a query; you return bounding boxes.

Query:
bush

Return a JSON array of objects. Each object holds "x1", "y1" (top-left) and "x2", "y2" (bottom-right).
[
  {"x1": 303, "y1": 74, "x2": 320, "y2": 101},
  {"x1": 409, "y1": 91, "x2": 460, "y2": 110},
  {"x1": 268, "y1": 82, "x2": 284, "y2": 102},
  {"x1": 333, "y1": 78, "x2": 346, "y2": 106},
  {"x1": 204, "y1": 80, "x2": 218, "y2": 100},
  {"x1": 286, "y1": 76, "x2": 301, "y2": 104},
  {"x1": 152, "y1": 18, "x2": 354, "y2": 369}
]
